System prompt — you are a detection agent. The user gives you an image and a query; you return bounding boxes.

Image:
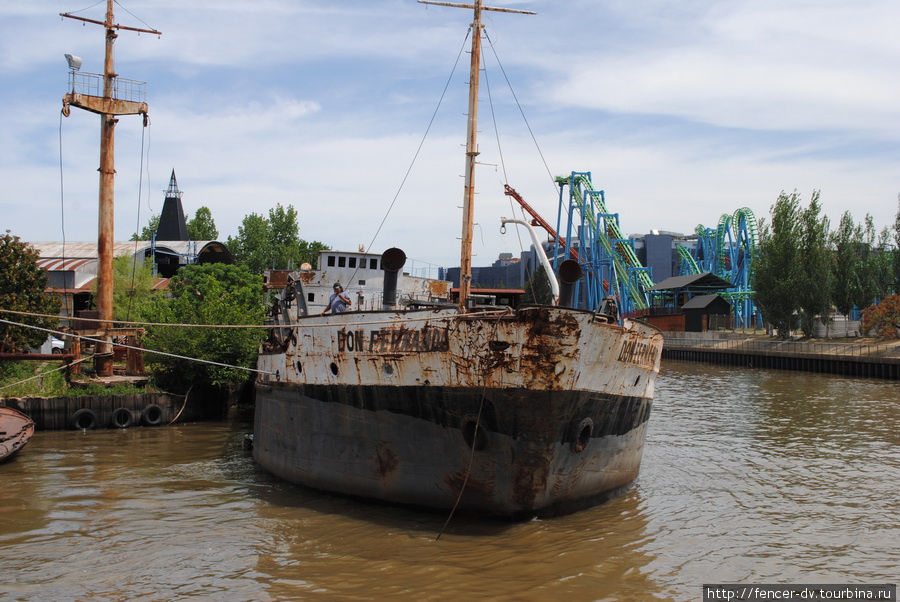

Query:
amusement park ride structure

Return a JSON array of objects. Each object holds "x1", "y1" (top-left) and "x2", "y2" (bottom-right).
[
  {"x1": 676, "y1": 208, "x2": 761, "y2": 328},
  {"x1": 505, "y1": 176, "x2": 762, "y2": 327}
]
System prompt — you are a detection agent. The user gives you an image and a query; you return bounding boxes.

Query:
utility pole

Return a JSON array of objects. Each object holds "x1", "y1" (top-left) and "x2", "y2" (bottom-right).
[
  {"x1": 417, "y1": 0, "x2": 533, "y2": 311},
  {"x1": 61, "y1": 1, "x2": 160, "y2": 376}
]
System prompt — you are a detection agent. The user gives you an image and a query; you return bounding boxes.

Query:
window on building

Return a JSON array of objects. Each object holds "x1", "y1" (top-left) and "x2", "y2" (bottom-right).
[
  {"x1": 338, "y1": 256, "x2": 346, "y2": 267},
  {"x1": 307, "y1": 292, "x2": 315, "y2": 302},
  {"x1": 327, "y1": 255, "x2": 335, "y2": 267},
  {"x1": 358, "y1": 280, "x2": 365, "y2": 285},
  {"x1": 369, "y1": 258, "x2": 377, "y2": 270},
  {"x1": 349, "y1": 257, "x2": 357, "y2": 268}
]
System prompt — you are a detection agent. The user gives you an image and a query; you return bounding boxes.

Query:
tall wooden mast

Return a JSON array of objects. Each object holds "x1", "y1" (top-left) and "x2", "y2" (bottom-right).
[
  {"x1": 61, "y1": 1, "x2": 160, "y2": 376},
  {"x1": 417, "y1": 0, "x2": 533, "y2": 311}
]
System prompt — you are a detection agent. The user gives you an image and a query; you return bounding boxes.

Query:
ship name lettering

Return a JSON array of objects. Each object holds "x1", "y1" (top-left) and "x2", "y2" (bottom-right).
[
  {"x1": 618, "y1": 339, "x2": 654, "y2": 366},
  {"x1": 333, "y1": 326, "x2": 450, "y2": 353}
]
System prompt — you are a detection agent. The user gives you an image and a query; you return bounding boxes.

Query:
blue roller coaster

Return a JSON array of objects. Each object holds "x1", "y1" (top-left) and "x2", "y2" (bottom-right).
[
  {"x1": 506, "y1": 171, "x2": 761, "y2": 328},
  {"x1": 676, "y1": 208, "x2": 761, "y2": 328}
]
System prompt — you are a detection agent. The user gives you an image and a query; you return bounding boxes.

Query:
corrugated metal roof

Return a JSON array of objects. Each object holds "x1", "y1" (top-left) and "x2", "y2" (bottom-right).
[
  {"x1": 36, "y1": 257, "x2": 97, "y2": 271},
  {"x1": 30, "y1": 240, "x2": 222, "y2": 259}
]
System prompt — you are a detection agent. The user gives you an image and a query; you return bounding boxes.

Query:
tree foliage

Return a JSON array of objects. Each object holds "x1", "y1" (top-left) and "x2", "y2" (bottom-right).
[
  {"x1": 226, "y1": 203, "x2": 329, "y2": 273},
  {"x1": 861, "y1": 294, "x2": 900, "y2": 338},
  {"x1": 143, "y1": 263, "x2": 266, "y2": 390},
  {"x1": 0, "y1": 232, "x2": 60, "y2": 352},
  {"x1": 187, "y1": 206, "x2": 219, "y2": 240},
  {"x1": 132, "y1": 214, "x2": 160, "y2": 241},
  {"x1": 521, "y1": 266, "x2": 553, "y2": 305},
  {"x1": 753, "y1": 192, "x2": 802, "y2": 337},
  {"x1": 795, "y1": 191, "x2": 832, "y2": 335},
  {"x1": 111, "y1": 255, "x2": 160, "y2": 322}
]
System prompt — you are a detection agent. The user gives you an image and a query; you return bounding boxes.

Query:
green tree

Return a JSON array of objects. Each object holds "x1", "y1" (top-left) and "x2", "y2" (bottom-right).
[
  {"x1": 131, "y1": 214, "x2": 160, "y2": 241},
  {"x1": 893, "y1": 196, "x2": 900, "y2": 294},
  {"x1": 521, "y1": 266, "x2": 553, "y2": 305},
  {"x1": 187, "y1": 206, "x2": 219, "y2": 240},
  {"x1": 111, "y1": 255, "x2": 160, "y2": 321},
  {"x1": 796, "y1": 191, "x2": 832, "y2": 336},
  {"x1": 752, "y1": 192, "x2": 802, "y2": 338},
  {"x1": 0, "y1": 231, "x2": 60, "y2": 352},
  {"x1": 831, "y1": 211, "x2": 862, "y2": 315},
  {"x1": 143, "y1": 263, "x2": 265, "y2": 390},
  {"x1": 226, "y1": 203, "x2": 329, "y2": 273}
]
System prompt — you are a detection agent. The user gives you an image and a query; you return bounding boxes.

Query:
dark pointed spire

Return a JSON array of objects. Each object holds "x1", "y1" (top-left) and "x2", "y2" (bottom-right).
[{"x1": 157, "y1": 169, "x2": 189, "y2": 241}]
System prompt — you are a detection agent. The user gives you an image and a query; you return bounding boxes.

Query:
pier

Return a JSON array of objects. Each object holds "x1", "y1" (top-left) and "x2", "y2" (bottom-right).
[{"x1": 661, "y1": 333, "x2": 900, "y2": 380}]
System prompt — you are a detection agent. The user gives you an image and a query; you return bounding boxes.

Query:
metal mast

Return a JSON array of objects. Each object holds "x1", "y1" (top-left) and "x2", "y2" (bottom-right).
[
  {"x1": 61, "y1": 1, "x2": 160, "y2": 376},
  {"x1": 417, "y1": 0, "x2": 533, "y2": 310}
]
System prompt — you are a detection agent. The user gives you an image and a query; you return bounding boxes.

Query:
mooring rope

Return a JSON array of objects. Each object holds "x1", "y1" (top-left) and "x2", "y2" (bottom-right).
[
  {"x1": 0, "y1": 317, "x2": 273, "y2": 376},
  {"x1": 436, "y1": 308, "x2": 509, "y2": 540},
  {"x1": 0, "y1": 356, "x2": 92, "y2": 392},
  {"x1": 0, "y1": 308, "x2": 511, "y2": 330}
]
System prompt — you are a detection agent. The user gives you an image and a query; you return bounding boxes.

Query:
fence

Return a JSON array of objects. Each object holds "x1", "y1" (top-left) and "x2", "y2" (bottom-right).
[{"x1": 664, "y1": 337, "x2": 900, "y2": 358}]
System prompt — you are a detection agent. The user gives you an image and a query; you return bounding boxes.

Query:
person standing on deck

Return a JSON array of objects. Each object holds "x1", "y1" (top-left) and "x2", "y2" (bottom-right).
[{"x1": 321, "y1": 283, "x2": 352, "y2": 315}]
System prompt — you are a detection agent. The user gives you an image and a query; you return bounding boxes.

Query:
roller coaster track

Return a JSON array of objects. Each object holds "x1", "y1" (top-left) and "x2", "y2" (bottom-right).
[
  {"x1": 553, "y1": 172, "x2": 653, "y2": 312},
  {"x1": 684, "y1": 207, "x2": 760, "y2": 326}
]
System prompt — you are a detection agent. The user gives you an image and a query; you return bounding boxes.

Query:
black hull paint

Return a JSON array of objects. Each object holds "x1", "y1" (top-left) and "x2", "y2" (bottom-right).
[{"x1": 253, "y1": 381, "x2": 652, "y2": 517}]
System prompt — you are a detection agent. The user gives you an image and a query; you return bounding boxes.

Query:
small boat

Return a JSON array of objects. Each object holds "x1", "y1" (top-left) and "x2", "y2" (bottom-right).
[{"x1": 0, "y1": 406, "x2": 36, "y2": 462}]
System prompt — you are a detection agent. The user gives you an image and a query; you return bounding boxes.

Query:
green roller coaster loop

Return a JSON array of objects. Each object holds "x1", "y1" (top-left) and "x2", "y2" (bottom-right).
[
  {"x1": 686, "y1": 206, "x2": 761, "y2": 327},
  {"x1": 558, "y1": 173, "x2": 653, "y2": 311},
  {"x1": 676, "y1": 243, "x2": 701, "y2": 275}
]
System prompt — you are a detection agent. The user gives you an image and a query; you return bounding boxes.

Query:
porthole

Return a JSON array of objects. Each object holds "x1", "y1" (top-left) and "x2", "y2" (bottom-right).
[
  {"x1": 572, "y1": 418, "x2": 593, "y2": 453},
  {"x1": 330, "y1": 362, "x2": 339, "y2": 375},
  {"x1": 383, "y1": 363, "x2": 394, "y2": 376},
  {"x1": 295, "y1": 361, "x2": 302, "y2": 374},
  {"x1": 461, "y1": 418, "x2": 488, "y2": 451}
]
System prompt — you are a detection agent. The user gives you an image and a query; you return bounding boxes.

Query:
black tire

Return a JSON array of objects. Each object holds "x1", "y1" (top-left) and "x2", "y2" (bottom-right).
[
  {"x1": 141, "y1": 404, "x2": 164, "y2": 427},
  {"x1": 70, "y1": 408, "x2": 98, "y2": 430},
  {"x1": 51, "y1": 348, "x2": 63, "y2": 354},
  {"x1": 110, "y1": 407, "x2": 133, "y2": 429}
]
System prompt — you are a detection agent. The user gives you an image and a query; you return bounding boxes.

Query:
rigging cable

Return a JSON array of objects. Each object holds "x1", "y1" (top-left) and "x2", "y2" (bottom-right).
[
  {"x1": 345, "y1": 26, "x2": 471, "y2": 288},
  {"x1": 113, "y1": 0, "x2": 160, "y2": 34},
  {"x1": 58, "y1": 109, "x2": 71, "y2": 322},
  {"x1": 482, "y1": 29, "x2": 539, "y2": 304},
  {"x1": 484, "y1": 29, "x2": 557, "y2": 196},
  {"x1": 65, "y1": 0, "x2": 105, "y2": 15},
  {"x1": 126, "y1": 118, "x2": 149, "y2": 321}
]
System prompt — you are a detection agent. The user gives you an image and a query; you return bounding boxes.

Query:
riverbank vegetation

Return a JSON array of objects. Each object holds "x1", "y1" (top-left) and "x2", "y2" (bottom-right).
[{"x1": 753, "y1": 193, "x2": 899, "y2": 338}]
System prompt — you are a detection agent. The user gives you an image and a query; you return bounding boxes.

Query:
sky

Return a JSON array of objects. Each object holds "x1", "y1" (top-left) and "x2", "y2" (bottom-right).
[{"x1": 1, "y1": 0, "x2": 898, "y2": 271}]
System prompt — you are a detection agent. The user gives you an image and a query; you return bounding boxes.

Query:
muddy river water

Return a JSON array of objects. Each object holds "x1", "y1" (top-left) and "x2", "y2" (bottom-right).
[{"x1": 1, "y1": 360, "x2": 897, "y2": 600}]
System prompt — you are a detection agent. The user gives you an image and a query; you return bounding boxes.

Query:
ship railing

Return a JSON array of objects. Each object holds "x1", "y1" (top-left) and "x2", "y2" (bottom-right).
[
  {"x1": 663, "y1": 337, "x2": 900, "y2": 358},
  {"x1": 67, "y1": 71, "x2": 147, "y2": 103}
]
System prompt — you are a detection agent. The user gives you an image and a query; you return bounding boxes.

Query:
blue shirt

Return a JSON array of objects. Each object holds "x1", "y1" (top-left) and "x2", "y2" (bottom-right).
[{"x1": 328, "y1": 291, "x2": 350, "y2": 313}]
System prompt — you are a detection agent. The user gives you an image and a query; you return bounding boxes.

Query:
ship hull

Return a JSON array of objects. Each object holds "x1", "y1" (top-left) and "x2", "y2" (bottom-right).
[
  {"x1": 254, "y1": 307, "x2": 662, "y2": 517},
  {"x1": 254, "y1": 382, "x2": 651, "y2": 516}
]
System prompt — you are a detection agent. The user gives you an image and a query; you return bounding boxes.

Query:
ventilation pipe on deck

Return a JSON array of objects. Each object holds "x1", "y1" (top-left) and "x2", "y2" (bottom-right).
[
  {"x1": 381, "y1": 247, "x2": 406, "y2": 309},
  {"x1": 500, "y1": 218, "x2": 560, "y2": 304},
  {"x1": 558, "y1": 260, "x2": 583, "y2": 308}
]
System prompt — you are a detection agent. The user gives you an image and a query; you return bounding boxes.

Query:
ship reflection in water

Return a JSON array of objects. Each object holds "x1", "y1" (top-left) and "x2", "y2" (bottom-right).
[{"x1": 1, "y1": 361, "x2": 896, "y2": 600}]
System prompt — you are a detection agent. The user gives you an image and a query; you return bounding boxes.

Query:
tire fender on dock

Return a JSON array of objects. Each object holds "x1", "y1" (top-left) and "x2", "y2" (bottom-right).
[
  {"x1": 141, "y1": 404, "x2": 163, "y2": 427},
  {"x1": 70, "y1": 408, "x2": 99, "y2": 430},
  {"x1": 110, "y1": 407, "x2": 133, "y2": 429}
]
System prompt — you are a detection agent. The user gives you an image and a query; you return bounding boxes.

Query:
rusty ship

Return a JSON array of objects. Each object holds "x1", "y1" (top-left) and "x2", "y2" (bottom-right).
[{"x1": 253, "y1": 0, "x2": 663, "y2": 518}]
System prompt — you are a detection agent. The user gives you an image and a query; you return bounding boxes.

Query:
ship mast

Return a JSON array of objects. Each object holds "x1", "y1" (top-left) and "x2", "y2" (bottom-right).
[
  {"x1": 61, "y1": 1, "x2": 161, "y2": 376},
  {"x1": 418, "y1": 0, "x2": 534, "y2": 311}
]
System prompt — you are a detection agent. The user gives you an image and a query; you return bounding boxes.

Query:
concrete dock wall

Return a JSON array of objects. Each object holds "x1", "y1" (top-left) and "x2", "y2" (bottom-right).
[{"x1": 662, "y1": 335, "x2": 899, "y2": 380}]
